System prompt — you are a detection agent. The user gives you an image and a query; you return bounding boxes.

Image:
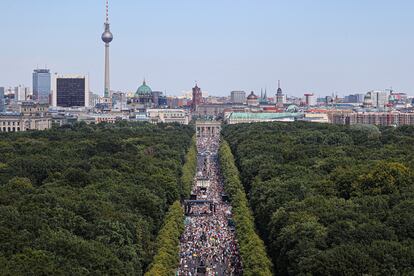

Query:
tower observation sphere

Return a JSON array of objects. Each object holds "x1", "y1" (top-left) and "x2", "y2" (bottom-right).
[{"x1": 102, "y1": 28, "x2": 113, "y2": 43}]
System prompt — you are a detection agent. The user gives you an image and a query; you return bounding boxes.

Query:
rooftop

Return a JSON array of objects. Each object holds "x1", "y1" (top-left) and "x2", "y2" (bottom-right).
[{"x1": 228, "y1": 112, "x2": 304, "y2": 120}]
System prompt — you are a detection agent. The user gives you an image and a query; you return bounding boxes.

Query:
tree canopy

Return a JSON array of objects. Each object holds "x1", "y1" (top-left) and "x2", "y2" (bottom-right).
[
  {"x1": 0, "y1": 122, "x2": 194, "y2": 275},
  {"x1": 222, "y1": 122, "x2": 414, "y2": 275}
]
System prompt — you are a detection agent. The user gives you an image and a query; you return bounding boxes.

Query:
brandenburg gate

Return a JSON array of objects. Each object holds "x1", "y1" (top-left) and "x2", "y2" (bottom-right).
[{"x1": 196, "y1": 120, "x2": 222, "y2": 138}]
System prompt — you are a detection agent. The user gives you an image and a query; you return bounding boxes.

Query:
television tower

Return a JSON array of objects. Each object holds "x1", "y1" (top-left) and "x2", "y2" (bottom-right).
[{"x1": 102, "y1": 0, "x2": 113, "y2": 98}]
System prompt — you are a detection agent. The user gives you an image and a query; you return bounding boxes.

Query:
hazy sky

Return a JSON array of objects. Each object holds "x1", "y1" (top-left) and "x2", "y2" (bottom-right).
[{"x1": 1, "y1": 0, "x2": 413, "y2": 97}]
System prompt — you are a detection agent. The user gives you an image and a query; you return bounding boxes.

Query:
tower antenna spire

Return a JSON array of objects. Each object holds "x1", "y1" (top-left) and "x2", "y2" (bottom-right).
[{"x1": 106, "y1": 0, "x2": 109, "y2": 23}]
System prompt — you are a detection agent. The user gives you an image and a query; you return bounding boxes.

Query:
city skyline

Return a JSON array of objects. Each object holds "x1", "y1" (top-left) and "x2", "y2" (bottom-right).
[{"x1": 1, "y1": 0, "x2": 414, "y2": 96}]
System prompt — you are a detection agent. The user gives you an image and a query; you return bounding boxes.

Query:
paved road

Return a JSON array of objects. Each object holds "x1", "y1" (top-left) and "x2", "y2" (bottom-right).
[{"x1": 177, "y1": 136, "x2": 242, "y2": 276}]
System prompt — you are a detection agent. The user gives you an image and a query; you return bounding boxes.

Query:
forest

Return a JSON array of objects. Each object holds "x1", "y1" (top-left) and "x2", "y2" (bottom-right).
[
  {"x1": 0, "y1": 122, "x2": 194, "y2": 275},
  {"x1": 222, "y1": 122, "x2": 414, "y2": 275}
]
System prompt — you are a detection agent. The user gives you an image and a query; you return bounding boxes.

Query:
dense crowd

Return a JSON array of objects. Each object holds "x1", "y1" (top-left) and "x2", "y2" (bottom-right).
[{"x1": 177, "y1": 136, "x2": 242, "y2": 276}]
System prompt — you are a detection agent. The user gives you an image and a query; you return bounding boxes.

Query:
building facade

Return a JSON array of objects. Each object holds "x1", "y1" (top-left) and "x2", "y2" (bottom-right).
[
  {"x1": 0, "y1": 102, "x2": 52, "y2": 132},
  {"x1": 19, "y1": 102, "x2": 49, "y2": 116},
  {"x1": 0, "y1": 115, "x2": 52, "y2": 132},
  {"x1": 147, "y1": 109, "x2": 190, "y2": 125},
  {"x1": 52, "y1": 75, "x2": 89, "y2": 108},
  {"x1": 304, "y1": 93, "x2": 317, "y2": 106},
  {"x1": 193, "y1": 104, "x2": 233, "y2": 117},
  {"x1": 230, "y1": 91, "x2": 246, "y2": 104},
  {"x1": 225, "y1": 112, "x2": 303, "y2": 124},
  {"x1": 14, "y1": 85, "x2": 29, "y2": 102},
  {"x1": 344, "y1": 94, "x2": 365, "y2": 103},
  {"x1": 364, "y1": 91, "x2": 389, "y2": 109},
  {"x1": 33, "y1": 69, "x2": 51, "y2": 104},
  {"x1": 0, "y1": 87, "x2": 5, "y2": 112},
  {"x1": 331, "y1": 112, "x2": 414, "y2": 126},
  {"x1": 112, "y1": 92, "x2": 127, "y2": 110},
  {"x1": 247, "y1": 92, "x2": 259, "y2": 107}
]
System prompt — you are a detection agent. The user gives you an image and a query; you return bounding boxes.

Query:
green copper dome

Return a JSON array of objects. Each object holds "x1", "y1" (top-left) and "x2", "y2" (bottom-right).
[{"x1": 135, "y1": 80, "x2": 152, "y2": 97}]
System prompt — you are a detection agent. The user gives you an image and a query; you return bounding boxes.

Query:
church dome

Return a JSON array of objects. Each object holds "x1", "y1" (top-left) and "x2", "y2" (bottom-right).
[
  {"x1": 286, "y1": 105, "x2": 299, "y2": 113},
  {"x1": 247, "y1": 91, "x2": 258, "y2": 100},
  {"x1": 135, "y1": 80, "x2": 152, "y2": 97}
]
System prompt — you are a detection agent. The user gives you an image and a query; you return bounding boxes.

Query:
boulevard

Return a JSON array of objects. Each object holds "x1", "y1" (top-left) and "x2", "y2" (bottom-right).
[{"x1": 177, "y1": 135, "x2": 242, "y2": 276}]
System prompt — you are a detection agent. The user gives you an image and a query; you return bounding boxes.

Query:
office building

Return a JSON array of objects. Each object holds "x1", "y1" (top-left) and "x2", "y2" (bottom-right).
[
  {"x1": 344, "y1": 94, "x2": 364, "y2": 103},
  {"x1": 363, "y1": 91, "x2": 389, "y2": 109},
  {"x1": 230, "y1": 91, "x2": 246, "y2": 104},
  {"x1": 33, "y1": 69, "x2": 51, "y2": 104},
  {"x1": 52, "y1": 75, "x2": 89, "y2": 107},
  {"x1": 151, "y1": 91, "x2": 163, "y2": 108},
  {"x1": 14, "y1": 85, "x2": 27, "y2": 101}
]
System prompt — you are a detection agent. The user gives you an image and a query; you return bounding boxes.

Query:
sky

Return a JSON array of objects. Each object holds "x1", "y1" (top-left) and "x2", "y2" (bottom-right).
[{"x1": 1, "y1": 0, "x2": 414, "y2": 97}]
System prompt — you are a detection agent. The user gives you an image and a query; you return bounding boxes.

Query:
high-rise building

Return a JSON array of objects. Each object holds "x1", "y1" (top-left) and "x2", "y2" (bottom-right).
[
  {"x1": 102, "y1": 0, "x2": 113, "y2": 98},
  {"x1": 192, "y1": 84, "x2": 202, "y2": 111},
  {"x1": 33, "y1": 69, "x2": 51, "y2": 104},
  {"x1": 52, "y1": 75, "x2": 89, "y2": 107},
  {"x1": 151, "y1": 91, "x2": 163, "y2": 108},
  {"x1": 373, "y1": 91, "x2": 389, "y2": 108},
  {"x1": 344, "y1": 94, "x2": 364, "y2": 103},
  {"x1": 304, "y1": 93, "x2": 317, "y2": 106},
  {"x1": 14, "y1": 85, "x2": 27, "y2": 101},
  {"x1": 363, "y1": 91, "x2": 389, "y2": 109},
  {"x1": 0, "y1": 87, "x2": 5, "y2": 112},
  {"x1": 230, "y1": 91, "x2": 246, "y2": 104}
]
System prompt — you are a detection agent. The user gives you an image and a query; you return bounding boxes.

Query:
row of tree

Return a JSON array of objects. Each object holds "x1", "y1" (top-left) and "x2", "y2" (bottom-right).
[
  {"x1": 145, "y1": 136, "x2": 197, "y2": 275},
  {"x1": 145, "y1": 201, "x2": 184, "y2": 276},
  {"x1": 222, "y1": 122, "x2": 414, "y2": 275},
  {"x1": 180, "y1": 137, "x2": 197, "y2": 199},
  {"x1": 0, "y1": 122, "x2": 194, "y2": 275},
  {"x1": 219, "y1": 141, "x2": 273, "y2": 276}
]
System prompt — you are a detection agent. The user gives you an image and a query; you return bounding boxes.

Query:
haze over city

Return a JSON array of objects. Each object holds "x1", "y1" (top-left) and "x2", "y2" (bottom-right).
[{"x1": 1, "y1": 0, "x2": 414, "y2": 96}]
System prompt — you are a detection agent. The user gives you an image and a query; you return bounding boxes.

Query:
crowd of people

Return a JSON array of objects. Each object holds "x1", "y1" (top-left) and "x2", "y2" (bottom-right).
[{"x1": 177, "y1": 136, "x2": 242, "y2": 276}]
